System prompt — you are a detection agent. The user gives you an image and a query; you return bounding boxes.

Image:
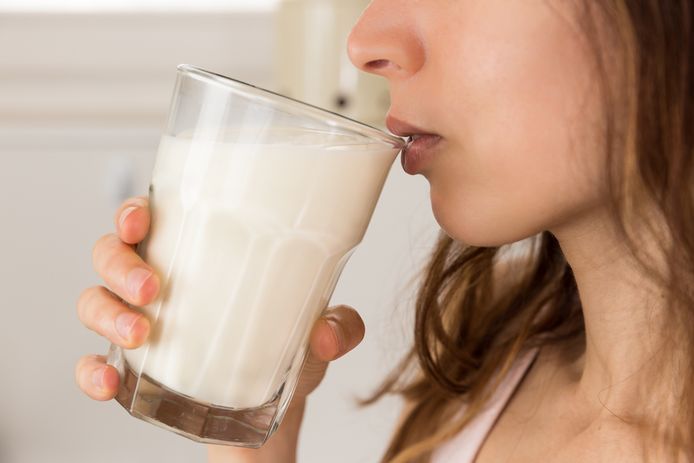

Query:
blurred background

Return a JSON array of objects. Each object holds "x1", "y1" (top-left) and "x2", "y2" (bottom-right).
[{"x1": 0, "y1": 1, "x2": 439, "y2": 462}]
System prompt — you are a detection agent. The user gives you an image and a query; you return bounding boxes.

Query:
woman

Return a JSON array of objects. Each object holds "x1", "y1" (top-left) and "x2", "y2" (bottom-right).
[{"x1": 75, "y1": 1, "x2": 693, "y2": 462}]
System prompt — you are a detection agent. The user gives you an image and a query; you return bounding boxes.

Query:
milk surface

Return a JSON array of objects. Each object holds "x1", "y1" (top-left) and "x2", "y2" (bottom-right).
[{"x1": 124, "y1": 132, "x2": 397, "y2": 408}]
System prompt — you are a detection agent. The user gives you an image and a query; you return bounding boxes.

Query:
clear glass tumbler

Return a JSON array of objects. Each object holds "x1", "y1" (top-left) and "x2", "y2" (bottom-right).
[{"x1": 107, "y1": 64, "x2": 404, "y2": 447}]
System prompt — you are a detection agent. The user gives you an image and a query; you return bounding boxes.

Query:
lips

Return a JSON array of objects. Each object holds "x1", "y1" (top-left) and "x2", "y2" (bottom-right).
[
  {"x1": 386, "y1": 115, "x2": 442, "y2": 175},
  {"x1": 385, "y1": 115, "x2": 437, "y2": 139}
]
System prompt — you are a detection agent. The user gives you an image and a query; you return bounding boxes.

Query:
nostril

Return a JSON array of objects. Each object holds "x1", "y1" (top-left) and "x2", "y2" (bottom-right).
[{"x1": 365, "y1": 59, "x2": 390, "y2": 70}]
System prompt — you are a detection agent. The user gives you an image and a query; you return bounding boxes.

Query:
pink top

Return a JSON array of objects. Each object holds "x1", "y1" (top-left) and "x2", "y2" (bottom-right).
[{"x1": 431, "y1": 347, "x2": 540, "y2": 463}]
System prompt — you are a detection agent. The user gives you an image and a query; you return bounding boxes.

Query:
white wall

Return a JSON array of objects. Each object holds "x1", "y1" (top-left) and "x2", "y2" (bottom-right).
[
  {"x1": 0, "y1": 11, "x2": 440, "y2": 463},
  {"x1": 0, "y1": 12, "x2": 275, "y2": 127}
]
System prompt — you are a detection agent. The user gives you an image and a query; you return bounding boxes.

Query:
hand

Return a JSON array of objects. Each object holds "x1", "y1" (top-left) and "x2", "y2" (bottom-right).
[{"x1": 75, "y1": 196, "x2": 366, "y2": 461}]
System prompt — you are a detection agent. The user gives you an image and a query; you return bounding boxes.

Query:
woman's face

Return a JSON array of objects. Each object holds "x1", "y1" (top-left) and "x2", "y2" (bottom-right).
[{"x1": 348, "y1": 0, "x2": 608, "y2": 246}]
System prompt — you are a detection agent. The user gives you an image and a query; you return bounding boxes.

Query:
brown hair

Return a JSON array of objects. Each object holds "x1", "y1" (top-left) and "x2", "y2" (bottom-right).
[{"x1": 354, "y1": 1, "x2": 694, "y2": 461}]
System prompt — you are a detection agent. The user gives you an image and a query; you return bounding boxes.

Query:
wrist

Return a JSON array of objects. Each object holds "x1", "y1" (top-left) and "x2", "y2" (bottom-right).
[{"x1": 207, "y1": 399, "x2": 306, "y2": 463}]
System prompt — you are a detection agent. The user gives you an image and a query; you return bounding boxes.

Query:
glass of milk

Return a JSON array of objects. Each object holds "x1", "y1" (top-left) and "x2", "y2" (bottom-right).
[{"x1": 106, "y1": 64, "x2": 404, "y2": 447}]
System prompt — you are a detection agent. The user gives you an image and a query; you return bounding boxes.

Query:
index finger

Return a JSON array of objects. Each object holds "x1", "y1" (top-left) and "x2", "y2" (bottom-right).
[{"x1": 114, "y1": 195, "x2": 150, "y2": 245}]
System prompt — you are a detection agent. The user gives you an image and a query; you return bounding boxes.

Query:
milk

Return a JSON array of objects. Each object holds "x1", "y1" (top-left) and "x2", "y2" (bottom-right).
[{"x1": 123, "y1": 132, "x2": 397, "y2": 409}]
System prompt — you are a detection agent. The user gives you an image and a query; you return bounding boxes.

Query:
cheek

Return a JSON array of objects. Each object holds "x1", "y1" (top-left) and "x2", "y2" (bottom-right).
[
  {"x1": 429, "y1": 64, "x2": 603, "y2": 246},
  {"x1": 429, "y1": 143, "x2": 603, "y2": 247},
  {"x1": 425, "y1": 2, "x2": 606, "y2": 246}
]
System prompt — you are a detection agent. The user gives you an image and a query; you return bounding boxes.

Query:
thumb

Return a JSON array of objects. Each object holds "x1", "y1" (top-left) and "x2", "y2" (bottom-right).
[
  {"x1": 311, "y1": 304, "x2": 366, "y2": 363},
  {"x1": 292, "y1": 305, "x2": 366, "y2": 400}
]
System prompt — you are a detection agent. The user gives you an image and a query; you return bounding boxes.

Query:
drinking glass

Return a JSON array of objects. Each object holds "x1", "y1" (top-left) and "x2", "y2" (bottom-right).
[{"x1": 107, "y1": 64, "x2": 404, "y2": 447}]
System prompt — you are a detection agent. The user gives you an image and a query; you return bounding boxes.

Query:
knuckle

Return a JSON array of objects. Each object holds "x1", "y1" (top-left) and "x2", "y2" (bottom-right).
[
  {"x1": 93, "y1": 232, "x2": 116, "y2": 252},
  {"x1": 90, "y1": 305, "x2": 110, "y2": 336},
  {"x1": 92, "y1": 233, "x2": 118, "y2": 269},
  {"x1": 99, "y1": 251, "x2": 119, "y2": 278},
  {"x1": 78, "y1": 286, "x2": 119, "y2": 334},
  {"x1": 74, "y1": 355, "x2": 94, "y2": 387},
  {"x1": 94, "y1": 240, "x2": 135, "y2": 291},
  {"x1": 91, "y1": 234, "x2": 107, "y2": 263},
  {"x1": 76, "y1": 286, "x2": 99, "y2": 321},
  {"x1": 75, "y1": 356, "x2": 87, "y2": 376},
  {"x1": 303, "y1": 351, "x2": 328, "y2": 374}
]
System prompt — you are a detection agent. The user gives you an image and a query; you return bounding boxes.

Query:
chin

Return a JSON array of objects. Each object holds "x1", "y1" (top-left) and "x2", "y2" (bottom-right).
[
  {"x1": 430, "y1": 194, "x2": 497, "y2": 247},
  {"x1": 437, "y1": 221, "x2": 516, "y2": 247},
  {"x1": 430, "y1": 189, "x2": 539, "y2": 248}
]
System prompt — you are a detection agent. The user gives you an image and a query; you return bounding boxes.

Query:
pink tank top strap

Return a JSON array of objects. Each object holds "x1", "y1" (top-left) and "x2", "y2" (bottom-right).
[{"x1": 431, "y1": 346, "x2": 540, "y2": 463}]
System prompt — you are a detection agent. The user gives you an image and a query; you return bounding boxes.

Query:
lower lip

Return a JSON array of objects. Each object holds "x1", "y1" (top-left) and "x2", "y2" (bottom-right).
[{"x1": 401, "y1": 135, "x2": 442, "y2": 175}]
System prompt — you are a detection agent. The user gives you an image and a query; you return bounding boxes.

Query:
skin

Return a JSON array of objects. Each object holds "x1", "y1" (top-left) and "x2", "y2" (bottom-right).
[{"x1": 77, "y1": 0, "x2": 672, "y2": 461}]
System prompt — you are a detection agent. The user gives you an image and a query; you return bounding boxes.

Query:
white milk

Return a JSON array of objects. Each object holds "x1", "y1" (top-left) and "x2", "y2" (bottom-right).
[{"x1": 124, "y1": 132, "x2": 397, "y2": 409}]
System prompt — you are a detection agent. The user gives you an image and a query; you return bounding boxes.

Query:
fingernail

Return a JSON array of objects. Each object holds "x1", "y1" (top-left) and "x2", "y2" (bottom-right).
[
  {"x1": 326, "y1": 319, "x2": 344, "y2": 355},
  {"x1": 119, "y1": 206, "x2": 137, "y2": 230},
  {"x1": 127, "y1": 267, "x2": 152, "y2": 300},
  {"x1": 91, "y1": 368, "x2": 104, "y2": 389},
  {"x1": 116, "y1": 312, "x2": 142, "y2": 341}
]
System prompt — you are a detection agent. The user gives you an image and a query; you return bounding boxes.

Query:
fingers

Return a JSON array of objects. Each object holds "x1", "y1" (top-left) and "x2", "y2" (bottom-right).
[
  {"x1": 92, "y1": 233, "x2": 159, "y2": 306},
  {"x1": 113, "y1": 196, "x2": 150, "y2": 245},
  {"x1": 75, "y1": 354, "x2": 120, "y2": 401},
  {"x1": 74, "y1": 304, "x2": 365, "y2": 404},
  {"x1": 310, "y1": 305, "x2": 366, "y2": 363},
  {"x1": 77, "y1": 286, "x2": 150, "y2": 349}
]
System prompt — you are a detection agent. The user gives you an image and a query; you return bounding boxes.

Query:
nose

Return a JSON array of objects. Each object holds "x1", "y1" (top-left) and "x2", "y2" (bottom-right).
[{"x1": 347, "y1": 1, "x2": 425, "y2": 80}]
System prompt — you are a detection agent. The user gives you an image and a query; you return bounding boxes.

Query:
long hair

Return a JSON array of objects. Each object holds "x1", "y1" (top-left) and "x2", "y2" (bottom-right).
[{"x1": 354, "y1": 1, "x2": 694, "y2": 461}]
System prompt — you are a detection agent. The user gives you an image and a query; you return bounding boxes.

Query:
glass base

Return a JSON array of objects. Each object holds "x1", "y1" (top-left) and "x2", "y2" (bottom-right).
[{"x1": 110, "y1": 350, "x2": 282, "y2": 448}]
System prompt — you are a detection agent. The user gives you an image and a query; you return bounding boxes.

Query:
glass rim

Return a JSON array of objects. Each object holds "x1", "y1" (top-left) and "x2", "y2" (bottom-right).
[{"x1": 176, "y1": 64, "x2": 405, "y2": 150}]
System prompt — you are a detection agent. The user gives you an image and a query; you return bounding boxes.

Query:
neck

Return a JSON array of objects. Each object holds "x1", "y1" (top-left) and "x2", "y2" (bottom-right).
[{"x1": 551, "y1": 206, "x2": 671, "y2": 421}]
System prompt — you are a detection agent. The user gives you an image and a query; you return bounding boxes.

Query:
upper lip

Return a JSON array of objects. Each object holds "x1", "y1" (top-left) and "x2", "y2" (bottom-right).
[{"x1": 386, "y1": 115, "x2": 439, "y2": 140}]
